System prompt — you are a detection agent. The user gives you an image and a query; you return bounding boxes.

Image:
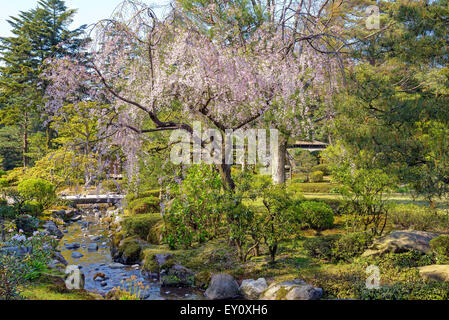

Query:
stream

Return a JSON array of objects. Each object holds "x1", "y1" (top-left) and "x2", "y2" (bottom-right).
[{"x1": 57, "y1": 206, "x2": 205, "y2": 300}]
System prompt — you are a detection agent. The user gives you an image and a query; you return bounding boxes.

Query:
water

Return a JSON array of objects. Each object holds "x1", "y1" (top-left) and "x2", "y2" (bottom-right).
[{"x1": 58, "y1": 208, "x2": 204, "y2": 300}]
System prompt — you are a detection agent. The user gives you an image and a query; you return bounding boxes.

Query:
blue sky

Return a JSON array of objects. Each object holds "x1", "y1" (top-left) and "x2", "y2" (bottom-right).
[{"x1": 0, "y1": 0, "x2": 170, "y2": 37}]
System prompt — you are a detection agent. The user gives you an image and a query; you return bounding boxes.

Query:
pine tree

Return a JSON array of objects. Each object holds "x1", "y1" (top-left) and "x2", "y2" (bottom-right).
[{"x1": 0, "y1": 0, "x2": 85, "y2": 168}]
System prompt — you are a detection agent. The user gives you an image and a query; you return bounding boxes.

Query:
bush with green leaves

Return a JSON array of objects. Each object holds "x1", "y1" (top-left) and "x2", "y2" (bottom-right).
[
  {"x1": 310, "y1": 171, "x2": 324, "y2": 183},
  {"x1": 430, "y1": 235, "x2": 449, "y2": 263},
  {"x1": 17, "y1": 179, "x2": 57, "y2": 210},
  {"x1": 258, "y1": 184, "x2": 296, "y2": 263},
  {"x1": 312, "y1": 164, "x2": 331, "y2": 176},
  {"x1": 390, "y1": 204, "x2": 449, "y2": 233},
  {"x1": 331, "y1": 232, "x2": 373, "y2": 262},
  {"x1": 14, "y1": 215, "x2": 40, "y2": 236},
  {"x1": 0, "y1": 206, "x2": 16, "y2": 219},
  {"x1": 128, "y1": 196, "x2": 160, "y2": 215},
  {"x1": 296, "y1": 201, "x2": 334, "y2": 231},
  {"x1": 223, "y1": 196, "x2": 261, "y2": 262},
  {"x1": 303, "y1": 235, "x2": 338, "y2": 261},
  {"x1": 163, "y1": 165, "x2": 223, "y2": 249}
]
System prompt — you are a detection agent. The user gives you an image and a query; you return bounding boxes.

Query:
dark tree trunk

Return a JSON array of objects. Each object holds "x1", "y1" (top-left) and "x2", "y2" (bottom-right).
[
  {"x1": 218, "y1": 163, "x2": 235, "y2": 191},
  {"x1": 23, "y1": 113, "x2": 29, "y2": 168}
]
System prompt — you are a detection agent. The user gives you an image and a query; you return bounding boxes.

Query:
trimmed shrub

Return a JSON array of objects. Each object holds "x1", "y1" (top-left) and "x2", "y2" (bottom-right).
[
  {"x1": 0, "y1": 170, "x2": 6, "y2": 178},
  {"x1": 331, "y1": 232, "x2": 373, "y2": 262},
  {"x1": 22, "y1": 201, "x2": 43, "y2": 218},
  {"x1": 122, "y1": 213, "x2": 163, "y2": 241},
  {"x1": 128, "y1": 196, "x2": 160, "y2": 215},
  {"x1": 310, "y1": 171, "x2": 324, "y2": 183},
  {"x1": 297, "y1": 201, "x2": 334, "y2": 231}
]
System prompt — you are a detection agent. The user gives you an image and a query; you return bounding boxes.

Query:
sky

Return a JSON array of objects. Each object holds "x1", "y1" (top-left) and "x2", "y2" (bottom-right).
[{"x1": 0, "y1": 0, "x2": 170, "y2": 37}]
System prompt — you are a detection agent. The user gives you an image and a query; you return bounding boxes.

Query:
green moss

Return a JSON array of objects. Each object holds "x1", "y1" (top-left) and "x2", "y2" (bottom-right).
[
  {"x1": 119, "y1": 238, "x2": 143, "y2": 264},
  {"x1": 20, "y1": 274, "x2": 101, "y2": 301},
  {"x1": 195, "y1": 271, "x2": 211, "y2": 288},
  {"x1": 142, "y1": 251, "x2": 160, "y2": 273},
  {"x1": 122, "y1": 213, "x2": 163, "y2": 240},
  {"x1": 128, "y1": 196, "x2": 160, "y2": 215},
  {"x1": 276, "y1": 286, "x2": 290, "y2": 300}
]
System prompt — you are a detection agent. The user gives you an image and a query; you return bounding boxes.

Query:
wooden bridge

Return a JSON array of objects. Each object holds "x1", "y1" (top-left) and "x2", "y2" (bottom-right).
[{"x1": 60, "y1": 194, "x2": 125, "y2": 205}]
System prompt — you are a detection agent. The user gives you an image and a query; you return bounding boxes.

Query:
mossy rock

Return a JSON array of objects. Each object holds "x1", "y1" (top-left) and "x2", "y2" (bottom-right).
[
  {"x1": 143, "y1": 252, "x2": 160, "y2": 273},
  {"x1": 195, "y1": 271, "x2": 211, "y2": 289},
  {"x1": 147, "y1": 220, "x2": 165, "y2": 244},
  {"x1": 118, "y1": 237, "x2": 143, "y2": 265},
  {"x1": 122, "y1": 213, "x2": 162, "y2": 240},
  {"x1": 128, "y1": 197, "x2": 160, "y2": 215}
]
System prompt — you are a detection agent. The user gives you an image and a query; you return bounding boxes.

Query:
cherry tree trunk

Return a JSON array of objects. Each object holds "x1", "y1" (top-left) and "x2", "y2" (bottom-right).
[{"x1": 272, "y1": 135, "x2": 288, "y2": 185}]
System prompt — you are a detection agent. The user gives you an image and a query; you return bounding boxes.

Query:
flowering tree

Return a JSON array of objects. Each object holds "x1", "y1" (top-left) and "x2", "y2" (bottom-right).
[{"x1": 44, "y1": 0, "x2": 344, "y2": 189}]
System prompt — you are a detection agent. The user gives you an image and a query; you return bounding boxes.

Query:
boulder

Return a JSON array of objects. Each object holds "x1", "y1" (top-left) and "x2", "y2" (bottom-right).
[
  {"x1": 108, "y1": 262, "x2": 126, "y2": 269},
  {"x1": 362, "y1": 230, "x2": 440, "y2": 257},
  {"x1": 240, "y1": 278, "x2": 268, "y2": 300},
  {"x1": 261, "y1": 279, "x2": 323, "y2": 301},
  {"x1": 43, "y1": 221, "x2": 64, "y2": 239},
  {"x1": 205, "y1": 274, "x2": 239, "y2": 300},
  {"x1": 88, "y1": 243, "x2": 99, "y2": 251},
  {"x1": 418, "y1": 265, "x2": 449, "y2": 282},
  {"x1": 54, "y1": 252, "x2": 68, "y2": 266},
  {"x1": 71, "y1": 252, "x2": 84, "y2": 259},
  {"x1": 161, "y1": 264, "x2": 195, "y2": 287},
  {"x1": 64, "y1": 265, "x2": 85, "y2": 290},
  {"x1": 65, "y1": 243, "x2": 81, "y2": 250}
]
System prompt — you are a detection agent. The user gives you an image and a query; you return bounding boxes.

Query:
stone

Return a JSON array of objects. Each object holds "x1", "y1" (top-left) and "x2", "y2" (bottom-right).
[
  {"x1": 43, "y1": 221, "x2": 64, "y2": 239},
  {"x1": 93, "y1": 273, "x2": 106, "y2": 281},
  {"x1": 89, "y1": 235, "x2": 102, "y2": 241},
  {"x1": 108, "y1": 262, "x2": 126, "y2": 269},
  {"x1": 72, "y1": 215, "x2": 82, "y2": 222},
  {"x1": 205, "y1": 274, "x2": 239, "y2": 300},
  {"x1": 418, "y1": 265, "x2": 449, "y2": 282},
  {"x1": 64, "y1": 265, "x2": 85, "y2": 290},
  {"x1": 71, "y1": 252, "x2": 84, "y2": 259},
  {"x1": 240, "y1": 278, "x2": 268, "y2": 300},
  {"x1": 88, "y1": 243, "x2": 99, "y2": 251},
  {"x1": 161, "y1": 264, "x2": 195, "y2": 287},
  {"x1": 155, "y1": 254, "x2": 173, "y2": 267},
  {"x1": 101, "y1": 281, "x2": 108, "y2": 287},
  {"x1": 65, "y1": 243, "x2": 81, "y2": 250},
  {"x1": 261, "y1": 279, "x2": 322, "y2": 300},
  {"x1": 362, "y1": 230, "x2": 440, "y2": 257},
  {"x1": 54, "y1": 252, "x2": 68, "y2": 266}
]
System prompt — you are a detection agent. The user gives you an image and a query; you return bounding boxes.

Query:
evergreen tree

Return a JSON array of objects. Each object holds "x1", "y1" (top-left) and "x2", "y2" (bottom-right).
[{"x1": 0, "y1": 0, "x2": 85, "y2": 168}]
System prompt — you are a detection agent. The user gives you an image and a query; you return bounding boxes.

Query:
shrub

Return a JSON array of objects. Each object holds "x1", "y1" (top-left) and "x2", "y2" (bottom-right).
[
  {"x1": 390, "y1": 204, "x2": 449, "y2": 232},
  {"x1": 331, "y1": 232, "x2": 373, "y2": 262},
  {"x1": 310, "y1": 171, "x2": 324, "y2": 183},
  {"x1": 303, "y1": 235, "x2": 339, "y2": 261},
  {"x1": 122, "y1": 213, "x2": 162, "y2": 241},
  {"x1": 22, "y1": 201, "x2": 43, "y2": 218},
  {"x1": 0, "y1": 178, "x2": 8, "y2": 188},
  {"x1": 101, "y1": 180, "x2": 123, "y2": 193},
  {"x1": 128, "y1": 196, "x2": 160, "y2": 215},
  {"x1": 312, "y1": 164, "x2": 331, "y2": 176},
  {"x1": 17, "y1": 179, "x2": 57, "y2": 210},
  {"x1": 0, "y1": 206, "x2": 16, "y2": 219},
  {"x1": 0, "y1": 170, "x2": 6, "y2": 178},
  {"x1": 297, "y1": 201, "x2": 334, "y2": 231},
  {"x1": 430, "y1": 235, "x2": 449, "y2": 263},
  {"x1": 14, "y1": 215, "x2": 40, "y2": 236},
  {"x1": 164, "y1": 165, "x2": 223, "y2": 249}
]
